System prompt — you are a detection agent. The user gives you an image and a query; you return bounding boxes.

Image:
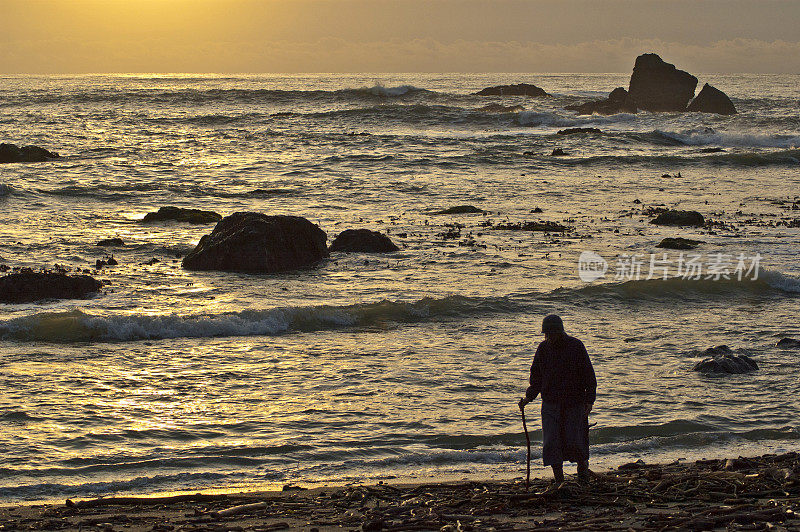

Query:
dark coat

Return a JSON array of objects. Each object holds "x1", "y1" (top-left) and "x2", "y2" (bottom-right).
[{"x1": 525, "y1": 334, "x2": 597, "y2": 406}]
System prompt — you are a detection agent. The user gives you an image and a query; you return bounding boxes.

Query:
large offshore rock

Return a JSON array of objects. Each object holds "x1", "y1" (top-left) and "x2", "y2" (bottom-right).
[
  {"x1": 0, "y1": 143, "x2": 60, "y2": 163},
  {"x1": 565, "y1": 87, "x2": 638, "y2": 115},
  {"x1": 628, "y1": 54, "x2": 698, "y2": 112},
  {"x1": 182, "y1": 212, "x2": 328, "y2": 272},
  {"x1": 474, "y1": 84, "x2": 548, "y2": 97},
  {"x1": 329, "y1": 229, "x2": 399, "y2": 253},
  {"x1": 0, "y1": 272, "x2": 102, "y2": 303},
  {"x1": 142, "y1": 206, "x2": 222, "y2": 224},
  {"x1": 687, "y1": 83, "x2": 737, "y2": 115}
]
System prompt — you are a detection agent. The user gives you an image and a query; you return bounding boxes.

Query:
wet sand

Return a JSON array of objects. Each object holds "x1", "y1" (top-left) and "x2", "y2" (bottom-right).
[{"x1": 2, "y1": 452, "x2": 798, "y2": 531}]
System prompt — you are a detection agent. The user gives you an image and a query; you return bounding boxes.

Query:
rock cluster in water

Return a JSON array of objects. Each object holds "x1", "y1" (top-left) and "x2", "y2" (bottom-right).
[
  {"x1": 0, "y1": 271, "x2": 102, "y2": 303},
  {"x1": 329, "y1": 229, "x2": 399, "y2": 253},
  {"x1": 182, "y1": 212, "x2": 328, "y2": 273},
  {"x1": 567, "y1": 54, "x2": 736, "y2": 115},
  {"x1": 692, "y1": 346, "x2": 758, "y2": 374},
  {"x1": 0, "y1": 143, "x2": 60, "y2": 163}
]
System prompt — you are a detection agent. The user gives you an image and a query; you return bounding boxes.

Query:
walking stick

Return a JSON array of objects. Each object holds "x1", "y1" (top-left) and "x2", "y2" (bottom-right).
[{"x1": 520, "y1": 403, "x2": 531, "y2": 491}]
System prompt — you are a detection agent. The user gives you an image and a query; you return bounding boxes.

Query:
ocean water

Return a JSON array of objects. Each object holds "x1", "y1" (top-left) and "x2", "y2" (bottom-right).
[{"x1": 1, "y1": 73, "x2": 799, "y2": 503}]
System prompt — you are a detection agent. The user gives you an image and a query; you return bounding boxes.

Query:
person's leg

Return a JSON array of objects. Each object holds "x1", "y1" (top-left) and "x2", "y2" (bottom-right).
[
  {"x1": 540, "y1": 402, "x2": 564, "y2": 475},
  {"x1": 551, "y1": 463, "x2": 565, "y2": 483},
  {"x1": 577, "y1": 460, "x2": 590, "y2": 482},
  {"x1": 561, "y1": 403, "x2": 591, "y2": 480}
]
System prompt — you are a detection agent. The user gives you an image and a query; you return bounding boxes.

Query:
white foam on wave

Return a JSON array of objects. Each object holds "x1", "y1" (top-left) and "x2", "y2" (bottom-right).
[
  {"x1": 361, "y1": 84, "x2": 423, "y2": 97},
  {"x1": 517, "y1": 110, "x2": 637, "y2": 128},
  {"x1": 659, "y1": 129, "x2": 800, "y2": 149},
  {"x1": 760, "y1": 269, "x2": 800, "y2": 294}
]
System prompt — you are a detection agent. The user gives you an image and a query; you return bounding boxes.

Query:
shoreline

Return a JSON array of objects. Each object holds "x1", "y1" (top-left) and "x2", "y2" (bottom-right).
[{"x1": 2, "y1": 451, "x2": 798, "y2": 531}]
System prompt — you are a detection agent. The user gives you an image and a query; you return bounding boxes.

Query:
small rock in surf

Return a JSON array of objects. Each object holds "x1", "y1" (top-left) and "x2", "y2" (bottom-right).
[
  {"x1": 0, "y1": 271, "x2": 102, "y2": 303},
  {"x1": 329, "y1": 229, "x2": 399, "y2": 253},
  {"x1": 692, "y1": 346, "x2": 758, "y2": 374},
  {"x1": 433, "y1": 205, "x2": 484, "y2": 215},
  {"x1": 474, "y1": 84, "x2": 548, "y2": 97},
  {"x1": 96, "y1": 238, "x2": 124, "y2": 247},
  {"x1": 776, "y1": 338, "x2": 800, "y2": 349},
  {"x1": 557, "y1": 127, "x2": 602, "y2": 135},
  {"x1": 656, "y1": 237, "x2": 704, "y2": 250},
  {"x1": 0, "y1": 143, "x2": 60, "y2": 164},
  {"x1": 650, "y1": 209, "x2": 705, "y2": 227},
  {"x1": 142, "y1": 206, "x2": 222, "y2": 224}
]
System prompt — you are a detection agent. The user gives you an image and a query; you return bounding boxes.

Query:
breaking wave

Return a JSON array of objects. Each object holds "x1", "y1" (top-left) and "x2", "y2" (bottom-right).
[
  {"x1": 0, "y1": 296, "x2": 518, "y2": 343},
  {"x1": 658, "y1": 129, "x2": 800, "y2": 149}
]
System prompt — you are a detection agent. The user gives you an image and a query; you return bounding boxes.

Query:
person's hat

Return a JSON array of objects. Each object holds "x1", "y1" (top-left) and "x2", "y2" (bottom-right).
[{"x1": 542, "y1": 314, "x2": 564, "y2": 334}]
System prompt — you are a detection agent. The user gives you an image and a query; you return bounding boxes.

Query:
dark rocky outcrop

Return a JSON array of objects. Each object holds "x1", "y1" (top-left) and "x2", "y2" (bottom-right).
[
  {"x1": 776, "y1": 337, "x2": 800, "y2": 349},
  {"x1": 142, "y1": 206, "x2": 222, "y2": 224},
  {"x1": 565, "y1": 87, "x2": 638, "y2": 115},
  {"x1": 96, "y1": 238, "x2": 124, "y2": 247},
  {"x1": 0, "y1": 272, "x2": 102, "y2": 303},
  {"x1": 433, "y1": 205, "x2": 484, "y2": 215},
  {"x1": 182, "y1": 212, "x2": 328, "y2": 273},
  {"x1": 656, "y1": 237, "x2": 704, "y2": 250},
  {"x1": 557, "y1": 127, "x2": 602, "y2": 135},
  {"x1": 692, "y1": 346, "x2": 758, "y2": 374},
  {"x1": 687, "y1": 83, "x2": 737, "y2": 115},
  {"x1": 650, "y1": 209, "x2": 705, "y2": 227},
  {"x1": 628, "y1": 54, "x2": 698, "y2": 112},
  {"x1": 0, "y1": 143, "x2": 60, "y2": 163},
  {"x1": 474, "y1": 84, "x2": 548, "y2": 97},
  {"x1": 551, "y1": 148, "x2": 567, "y2": 156},
  {"x1": 329, "y1": 229, "x2": 399, "y2": 253}
]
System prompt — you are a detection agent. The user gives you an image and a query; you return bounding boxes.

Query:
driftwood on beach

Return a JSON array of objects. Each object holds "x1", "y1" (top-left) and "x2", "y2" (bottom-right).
[{"x1": 3, "y1": 452, "x2": 798, "y2": 531}]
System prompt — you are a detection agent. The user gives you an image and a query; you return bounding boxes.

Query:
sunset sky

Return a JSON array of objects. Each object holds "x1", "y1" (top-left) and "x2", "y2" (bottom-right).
[{"x1": 2, "y1": 0, "x2": 799, "y2": 74}]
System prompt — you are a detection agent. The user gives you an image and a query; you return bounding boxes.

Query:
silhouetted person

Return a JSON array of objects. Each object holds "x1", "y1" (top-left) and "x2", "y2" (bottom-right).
[{"x1": 519, "y1": 314, "x2": 597, "y2": 483}]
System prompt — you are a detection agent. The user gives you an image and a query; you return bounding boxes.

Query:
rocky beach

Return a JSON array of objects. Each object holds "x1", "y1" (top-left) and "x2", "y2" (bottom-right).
[{"x1": 2, "y1": 452, "x2": 799, "y2": 531}]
